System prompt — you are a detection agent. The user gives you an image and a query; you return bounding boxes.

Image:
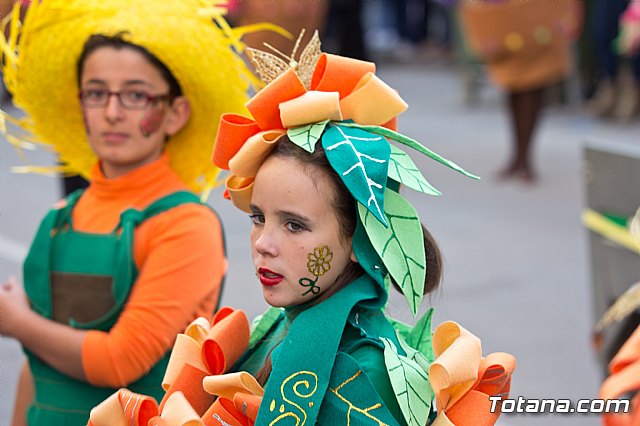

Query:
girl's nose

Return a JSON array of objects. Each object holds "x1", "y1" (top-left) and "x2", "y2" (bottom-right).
[
  {"x1": 104, "y1": 93, "x2": 125, "y2": 122},
  {"x1": 253, "y1": 227, "x2": 278, "y2": 257}
]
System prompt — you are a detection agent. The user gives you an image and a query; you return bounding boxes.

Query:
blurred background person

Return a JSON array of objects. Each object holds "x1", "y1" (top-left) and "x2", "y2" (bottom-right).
[
  {"x1": 230, "y1": 0, "x2": 328, "y2": 57},
  {"x1": 587, "y1": 0, "x2": 640, "y2": 122},
  {"x1": 458, "y1": 0, "x2": 581, "y2": 183},
  {"x1": 0, "y1": 1, "x2": 253, "y2": 423}
]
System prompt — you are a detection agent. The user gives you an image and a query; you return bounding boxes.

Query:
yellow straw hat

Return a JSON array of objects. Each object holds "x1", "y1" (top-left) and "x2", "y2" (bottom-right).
[{"x1": 1, "y1": 0, "x2": 264, "y2": 193}]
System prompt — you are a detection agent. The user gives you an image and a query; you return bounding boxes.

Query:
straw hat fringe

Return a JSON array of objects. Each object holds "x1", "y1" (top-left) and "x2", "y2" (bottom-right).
[{"x1": 0, "y1": 0, "x2": 287, "y2": 194}]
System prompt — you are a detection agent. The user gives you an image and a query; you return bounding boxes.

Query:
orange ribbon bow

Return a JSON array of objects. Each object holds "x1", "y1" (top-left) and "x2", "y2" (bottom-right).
[
  {"x1": 160, "y1": 307, "x2": 250, "y2": 416},
  {"x1": 600, "y1": 324, "x2": 640, "y2": 426},
  {"x1": 88, "y1": 308, "x2": 263, "y2": 426},
  {"x1": 211, "y1": 53, "x2": 408, "y2": 212},
  {"x1": 88, "y1": 389, "x2": 159, "y2": 426},
  {"x1": 429, "y1": 321, "x2": 516, "y2": 426}
]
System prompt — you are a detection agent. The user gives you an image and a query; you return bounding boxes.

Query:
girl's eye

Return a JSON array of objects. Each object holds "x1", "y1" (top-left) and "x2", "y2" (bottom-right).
[
  {"x1": 249, "y1": 214, "x2": 265, "y2": 225},
  {"x1": 124, "y1": 90, "x2": 148, "y2": 104},
  {"x1": 83, "y1": 89, "x2": 107, "y2": 100},
  {"x1": 286, "y1": 221, "x2": 304, "y2": 232}
]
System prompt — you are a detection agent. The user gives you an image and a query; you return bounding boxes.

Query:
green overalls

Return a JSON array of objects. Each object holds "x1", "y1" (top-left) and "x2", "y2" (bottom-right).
[{"x1": 22, "y1": 189, "x2": 205, "y2": 425}]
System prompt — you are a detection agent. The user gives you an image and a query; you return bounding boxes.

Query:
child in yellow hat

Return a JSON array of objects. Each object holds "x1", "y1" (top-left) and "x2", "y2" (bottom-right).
[{"x1": 0, "y1": 1, "x2": 257, "y2": 424}]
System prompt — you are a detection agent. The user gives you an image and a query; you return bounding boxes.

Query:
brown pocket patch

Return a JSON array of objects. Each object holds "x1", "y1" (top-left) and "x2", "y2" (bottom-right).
[{"x1": 50, "y1": 272, "x2": 114, "y2": 325}]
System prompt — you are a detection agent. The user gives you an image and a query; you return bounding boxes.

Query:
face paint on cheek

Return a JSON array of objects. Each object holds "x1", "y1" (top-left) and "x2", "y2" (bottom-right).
[
  {"x1": 139, "y1": 104, "x2": 167, "y2": 138},
  {"x1": 298, "y1": 245, "x2": 334, "y2": 296}
]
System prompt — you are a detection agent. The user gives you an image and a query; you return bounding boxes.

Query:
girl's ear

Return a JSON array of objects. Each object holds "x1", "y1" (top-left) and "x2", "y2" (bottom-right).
[
  {"x1": 165, "y1": 96, "x2": 191, "y2": 136},
  {"x1": 350, "y1": 248, "x2": 358, "y2": 263}
]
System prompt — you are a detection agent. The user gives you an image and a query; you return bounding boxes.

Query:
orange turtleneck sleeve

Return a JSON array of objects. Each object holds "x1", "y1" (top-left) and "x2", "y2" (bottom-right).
[{"x1": 74, "y1": 153, "x2": 226, "y2": 387}]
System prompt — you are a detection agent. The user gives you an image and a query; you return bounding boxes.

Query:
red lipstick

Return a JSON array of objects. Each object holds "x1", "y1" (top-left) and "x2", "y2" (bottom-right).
[{"x1": 258, "y1": 267, "x2": 283, "y2": 286}]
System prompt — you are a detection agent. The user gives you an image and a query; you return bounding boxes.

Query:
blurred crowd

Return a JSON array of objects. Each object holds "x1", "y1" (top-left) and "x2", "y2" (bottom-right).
[
  {"x1": 3, "y1": 0, "x2": 640, "y2": 124},
  {"x1": 214, "y1": 0, "x2": 638, "y2": 184},
  {"x1": 223, "y1": 0, "x2": 640, "y2": 123}
]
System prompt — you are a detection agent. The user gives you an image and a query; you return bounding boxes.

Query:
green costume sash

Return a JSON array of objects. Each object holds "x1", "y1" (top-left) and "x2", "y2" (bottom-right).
[
  {"x1": 22, "y1": 189, "x2": 207, "y2": 426},
  {"x1": 255, "y1": 275, "x2": 402, "y2": 425}
]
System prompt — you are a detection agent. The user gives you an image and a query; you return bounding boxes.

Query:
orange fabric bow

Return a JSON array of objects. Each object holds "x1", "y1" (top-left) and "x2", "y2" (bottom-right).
[
  {"x1": 600, "y1": 324, "x2": 640, "y2": 426},
  {"x1": 211, "y1": 53, "x2": 408, "y2": 212},
  {"x1": 87, "y1": 308, "x2": 260, "y2": 426},
  {"x1": 200, "y1": 372, "x2": 264, "y2": 426},
  {"x1": 88, "y1": 388, "x2": 159, "y2": 426},
  {"x1": 160, "y1": 307, "x2": 250, "y2": 416},
  {"x1": 429, "y1": 321, "x2": 516, "y2": 426}
]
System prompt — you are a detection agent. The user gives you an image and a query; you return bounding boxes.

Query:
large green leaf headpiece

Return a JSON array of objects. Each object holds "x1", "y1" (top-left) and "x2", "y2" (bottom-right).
[{"x1": 212, "y1": 31, "x2": 478, "y2": 315}]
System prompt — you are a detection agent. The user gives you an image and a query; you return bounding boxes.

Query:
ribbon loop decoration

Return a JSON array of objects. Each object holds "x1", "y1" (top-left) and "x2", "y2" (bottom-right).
[
  {"x1": 212, "y1": 52, "x2": 408, "y2": 214},
  {"x1": 429, "y1": 321, "x2": 516, "y2": 426}
]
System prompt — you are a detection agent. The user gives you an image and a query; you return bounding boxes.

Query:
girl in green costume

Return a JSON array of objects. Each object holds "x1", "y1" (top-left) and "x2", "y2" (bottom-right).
[
  {"x1": 233, "y1": 138, "x2": 441, "y2": 425},
  {"x1": 207, "y1": 34, "x2": 516, "y2": 426}
]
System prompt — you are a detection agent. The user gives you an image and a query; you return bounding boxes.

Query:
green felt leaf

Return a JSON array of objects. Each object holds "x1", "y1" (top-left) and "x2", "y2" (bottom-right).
[
  {"x1": 359, "y1": 189, "x2": 425, "y2": 315},
  {"x1": 407, "y1": 308, "x2": 435, "y2": 363},
  {"x1": 340, "y1": 122, "x2": 480, "y2": 180},
  {"x1": 387, "y1": 317, "x2": 412, "y2": 341},
  {"x1": 394, "y1": 333, "x2": 433, "y2": 382},
  {"x1": 248, "y1": 307, "x2": 283, "y2": 349},
  {"x1": 323, "y1": 123, "x2": 390, "y2": 226},
  {"x1": 381, "y1": 338, "x2": 433, "y2": 426},
  {"x1": 387, "y1": 308, "x2": 434, "y2": 363},
  {"x1": 353, "y1": 217, "x2": 388, "y2": 288},
  {"x1": 287, "y1": 119, "x2": 329, "y2": 153},
  {"x1": 389, "y1": 145, "x2": 440, "y2": 196}
]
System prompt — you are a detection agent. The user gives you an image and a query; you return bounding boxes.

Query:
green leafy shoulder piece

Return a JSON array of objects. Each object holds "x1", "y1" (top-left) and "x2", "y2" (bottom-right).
[
  {"x1": 359, "y1": 189, "x2": 425, "y2": 315},
  {"x1": 387, "y1": 308, "x2": 435, "y2": 363},
  {"x1": 248, "y1": 307, "x2": 283, "y2": 350},
  {"x1": 381, "y1": 336, "x2": 433, "y2": 426}
]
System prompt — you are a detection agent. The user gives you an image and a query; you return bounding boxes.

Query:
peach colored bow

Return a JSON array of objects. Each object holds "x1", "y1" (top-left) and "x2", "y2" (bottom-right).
[
  {"x1": 200, "y1": 372, "x2": 264, "y2": 426},
  {"x1": 601, "y1": 325, "x2": 640, "y2": 426},
  {"x1": 212, "y1": 53, "x2": 408, "y2": 212},
  {"x1": 160, "y1": 307, "x2": 250, "y2": 416},
  {"x1": 88, "y1": 389, "x2": 159, "y2": 426},
  {"x1": 429, "y1": 321, "x2": 516, "y2": 426},
  {"x1": 88, "y1": 374, "x2": 264, "y2": 426},
  {"x1": 87, "y1": 308, "x2": 258, "y2": 426},
  {"x1": 151, "y1": 374, "x2": 264, "y2": 426}
]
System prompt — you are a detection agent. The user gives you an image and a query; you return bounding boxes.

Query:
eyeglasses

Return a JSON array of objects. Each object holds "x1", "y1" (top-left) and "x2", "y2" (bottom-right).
[{"x1": 78, "y1": 89, "x2": 172, "y2": 110}]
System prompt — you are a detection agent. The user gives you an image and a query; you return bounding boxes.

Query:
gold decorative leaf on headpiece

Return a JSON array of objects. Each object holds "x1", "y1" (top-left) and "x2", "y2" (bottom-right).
[{"x1": 246, "y1": 29, "x2": 322, "y2": 89}]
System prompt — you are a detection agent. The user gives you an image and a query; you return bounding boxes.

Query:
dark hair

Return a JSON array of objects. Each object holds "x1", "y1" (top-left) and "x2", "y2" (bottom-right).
[
  {"x1": 254, "y1": 137, "x2": 443, "y2": 386},
  {"x1": 76, "y1": 33, "x2": 182, "y2": 99}
]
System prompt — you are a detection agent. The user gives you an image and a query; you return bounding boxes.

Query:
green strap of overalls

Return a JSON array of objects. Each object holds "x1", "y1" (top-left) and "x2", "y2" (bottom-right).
[{"x1": 23, "y1": 189, "x2": 210, "y2": 426}]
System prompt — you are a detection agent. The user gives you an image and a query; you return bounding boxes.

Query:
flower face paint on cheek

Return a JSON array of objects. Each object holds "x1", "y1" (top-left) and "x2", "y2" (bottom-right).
[
  {"x1": 298, "y1": 245, "x2": 334, "y2": 296},
  {"x1": 139, "y1": 103, "x2": 167, "y2": 137}
]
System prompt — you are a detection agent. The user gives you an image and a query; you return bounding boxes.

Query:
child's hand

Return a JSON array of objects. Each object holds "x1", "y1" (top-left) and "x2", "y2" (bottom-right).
[{"x1": 0, "y1": 276, "x2": 30, "y2": 337}]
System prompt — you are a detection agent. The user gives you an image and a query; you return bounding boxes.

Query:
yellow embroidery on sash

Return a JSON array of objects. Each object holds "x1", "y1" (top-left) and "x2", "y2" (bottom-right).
[
  {"x1": 328, "y1": 370, "x2": 389, "y2": 425},
  {"x1": 269, "y1": 371, "x2": 319, "y2": 425}
]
